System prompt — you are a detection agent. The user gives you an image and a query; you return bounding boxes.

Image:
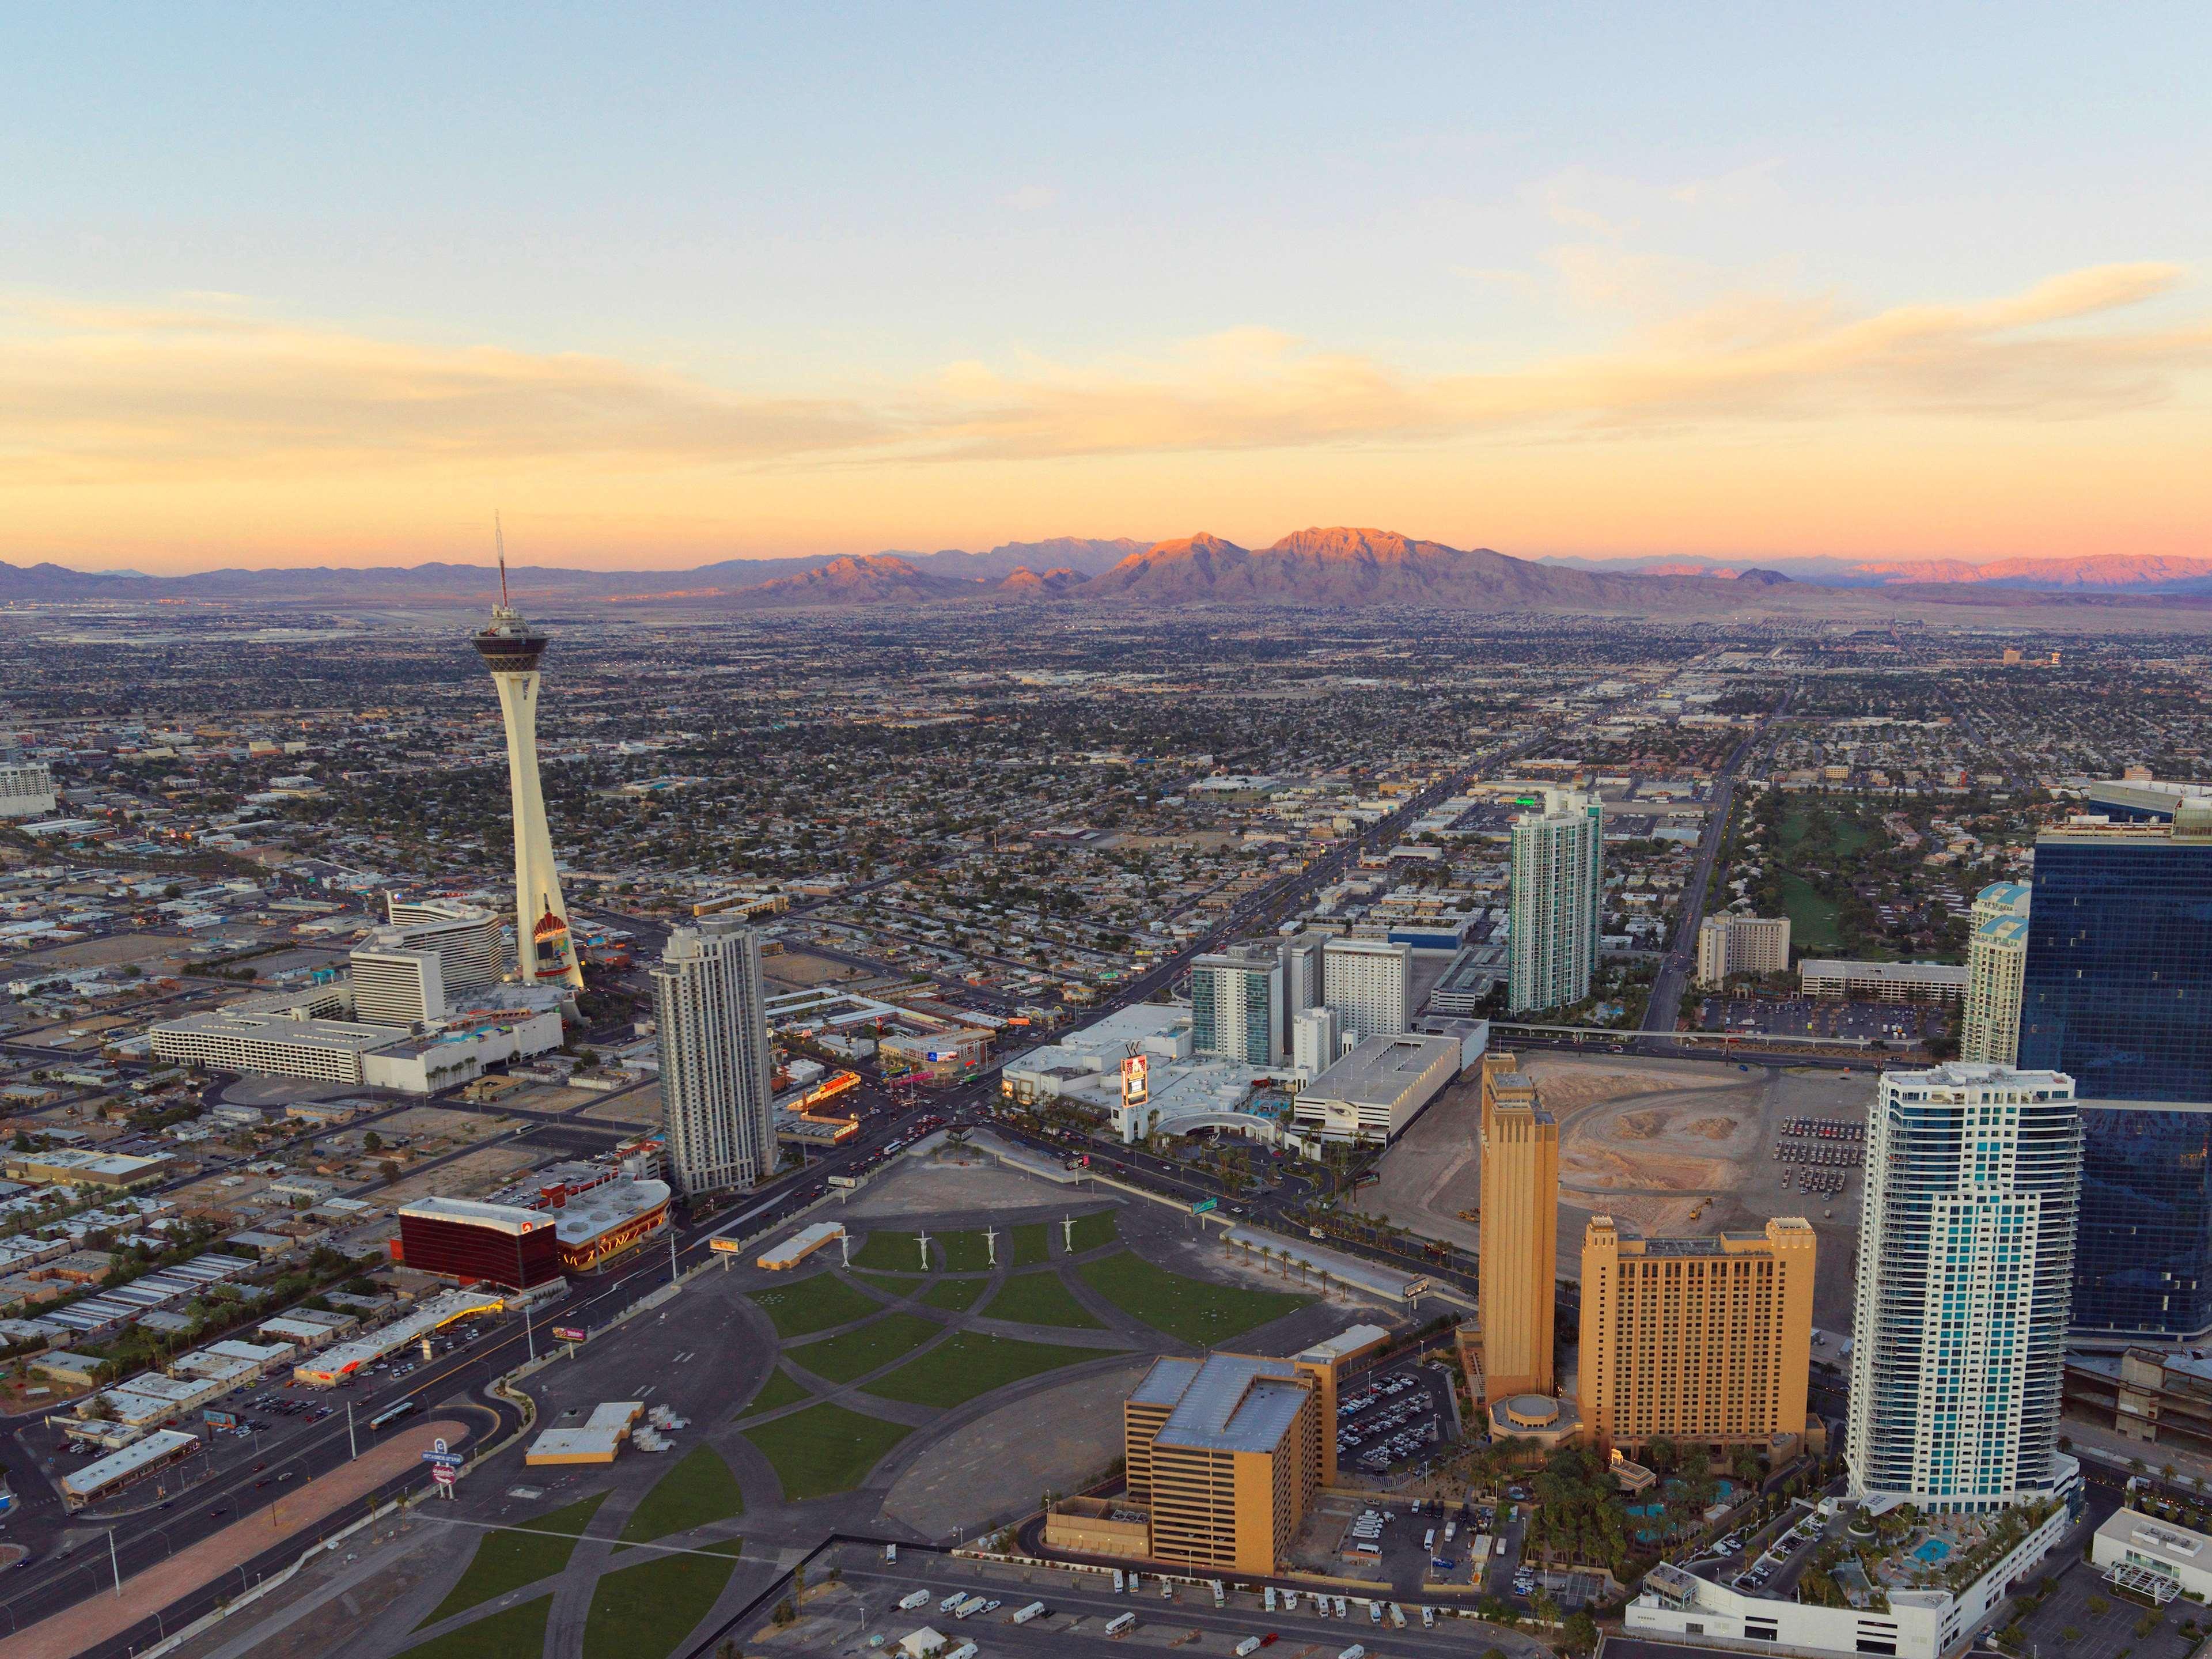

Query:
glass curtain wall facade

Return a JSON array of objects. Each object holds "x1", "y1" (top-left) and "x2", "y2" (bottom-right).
[{"x1": 2021, "y1": 819, "x2": 2212, "y2": 1343}]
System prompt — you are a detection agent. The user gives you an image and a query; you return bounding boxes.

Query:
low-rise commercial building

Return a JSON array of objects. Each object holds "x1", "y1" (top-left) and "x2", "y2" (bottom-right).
[
  {"x1": 1289, "y1": 1032, "x2": 1460, "y2": 1144},
  {"x1": 395, "y1": 1197, "x2": 561, "y2": 1289},
  {"x1": 2094, "y1": 1508, "x2": 2212, "y2": 1604},
  {"x1": 1799, "y1": 958, "x2": 1972, "y2": 1004},
  {"x1": 1628, "y1": 1502, "x2": 2075, "y2": 1659}
]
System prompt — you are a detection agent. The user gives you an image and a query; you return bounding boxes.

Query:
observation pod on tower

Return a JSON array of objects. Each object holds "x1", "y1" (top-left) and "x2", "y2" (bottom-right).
[{"x1": 472, "y1": 540, "x2": 584, "y2": 990}]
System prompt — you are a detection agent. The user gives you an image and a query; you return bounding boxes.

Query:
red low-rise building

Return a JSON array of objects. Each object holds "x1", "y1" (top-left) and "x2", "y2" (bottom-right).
[{"x1": 394, "y1": 1196, "x2": 562, "y2": 1289}]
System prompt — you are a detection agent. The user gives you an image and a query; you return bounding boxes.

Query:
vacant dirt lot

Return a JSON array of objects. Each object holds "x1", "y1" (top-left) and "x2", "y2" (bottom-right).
[{"x1": 1369, "y1": 1051, "x2": 1872, "y2": 1330}]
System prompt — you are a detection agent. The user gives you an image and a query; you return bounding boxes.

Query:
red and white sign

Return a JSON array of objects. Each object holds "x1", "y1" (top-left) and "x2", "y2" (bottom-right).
[{"x1": 431, "y1": 1464, "x2": 457, "y2": 1488}]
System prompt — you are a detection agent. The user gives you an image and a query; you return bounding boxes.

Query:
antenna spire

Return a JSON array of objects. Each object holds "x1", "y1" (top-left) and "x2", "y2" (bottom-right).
[{"x1": 495, "y1": 512, "x2": 510, "y2": 609}]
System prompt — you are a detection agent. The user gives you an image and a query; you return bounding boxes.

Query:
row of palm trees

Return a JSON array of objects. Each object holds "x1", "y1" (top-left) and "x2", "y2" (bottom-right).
[{"x1": 1218, "y1": 1229, "x2": 1343, "y2": 1298}]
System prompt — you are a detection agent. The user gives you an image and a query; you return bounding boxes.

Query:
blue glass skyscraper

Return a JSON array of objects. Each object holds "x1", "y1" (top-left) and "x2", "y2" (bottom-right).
[{"x1": 2021, "y1": 809, "x2": 2212, "y2": 1343}]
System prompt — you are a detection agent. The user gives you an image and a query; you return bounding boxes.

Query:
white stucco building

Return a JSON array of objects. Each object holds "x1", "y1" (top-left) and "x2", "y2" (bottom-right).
[
  {"x1": 652, "y1": 918, "x2": 777, "y2": 1198},
  {"x1": 1847, "y1": 1063, "x2": 2082, "y2": 1513}
]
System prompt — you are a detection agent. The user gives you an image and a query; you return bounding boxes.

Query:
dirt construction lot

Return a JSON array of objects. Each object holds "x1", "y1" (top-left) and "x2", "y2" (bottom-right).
[{"x1": 1369, "y1": 1051, "x2": 1870, "y2": 1332}]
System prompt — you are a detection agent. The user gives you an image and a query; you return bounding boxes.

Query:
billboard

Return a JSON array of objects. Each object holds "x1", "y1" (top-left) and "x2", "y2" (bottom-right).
[{"x1": 1120, "y1": 1053, "x2": 1149, "y2": 1108}]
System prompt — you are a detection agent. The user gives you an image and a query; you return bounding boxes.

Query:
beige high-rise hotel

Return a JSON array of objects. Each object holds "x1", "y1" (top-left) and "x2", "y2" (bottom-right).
[
  {"x1": 1479, "y1": 1052, "x2": 1558, "y2": 1404},
  {"x1": 1580, "y1": 1214, "x2": 1816, "y2": 1456}
]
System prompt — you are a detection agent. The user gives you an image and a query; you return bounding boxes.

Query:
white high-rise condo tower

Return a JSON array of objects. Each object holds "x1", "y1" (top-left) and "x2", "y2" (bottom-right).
[
  {"x1": 652, "y1": 918, "x2": 777, "y2": 1198},
  {"x1": 472, "y1": 535, "x2": 582, "y2": 990},
  {"x1": 1508, "y1": 788, "x2": 1604, "y2": 1015},
  {"x1": 1846, "y1": 1062, "x2": 2081, "y2": 1514}
]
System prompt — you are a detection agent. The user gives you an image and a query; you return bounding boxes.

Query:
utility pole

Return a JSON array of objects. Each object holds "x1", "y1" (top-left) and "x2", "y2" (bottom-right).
[
  {"x1": 524, "y1": 1302, "x2": 536, "y2": 1365},
  {"x1": 347, "y1": 1400, "x2": 357, "y2": 1461},
  {"x1": 1062, "y1": 1214, "x2": 1074, "y2": 1251},
  {"x1": 109, "y1": 1530, "x2": 122, "y2": 1598},
  {"x1": 839, "y1": 1231, "x2": 854, "y2": 1268},
  {"x1": 917, "y1": 1230, "x2": 932, "y2": 1271},
  {"x1": 984, "y1": 1226, "x2": 998, "y2": 1267},
  {"x1": 669, "y1": 1223, "x2": 680, "y2": 1289}
]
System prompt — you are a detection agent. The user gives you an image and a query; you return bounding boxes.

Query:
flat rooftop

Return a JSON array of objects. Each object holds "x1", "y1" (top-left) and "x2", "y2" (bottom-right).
[
  {"x1": 1142, "y1": 1351, "x2": 1312, "y2": 1455},
  {"x1": 1304, "y1": 1033, "x2": 1459, "y2": 1103}
]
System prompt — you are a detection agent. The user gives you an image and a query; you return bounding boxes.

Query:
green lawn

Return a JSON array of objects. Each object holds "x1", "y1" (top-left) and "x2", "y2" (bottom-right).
[
  {"x1": 741, "y1": 1402, "x2": 913, "y2": 1502},
  {"x1": 851, "y1": 1270, "x2": 918, "y2": 1298},
  {"x1": 920, "y1": 1275, "x2": 991, "y2": 1313},
  {"x1": 415, "y1": 1491, "x2": 607, "y2": 1628},
  {"x1": 618, "y1": 1444, "x2": 743, "y2": 1544},
  {"x1": 1077, "y1": 1249, "x2": 1309, "y2": 1346},
  {"x1": 1067, "y1": 1209, "x2": 1119, "y2": 1253},
  {"x1": 983, "y1": 1270, "x2": 1103, "y2": 1328},
  {"x1": 786, "y1": 1312, "x2": 942, "y2": 1382},
  {"x1": 1010, "y1": 1222, "x2": 1051, "y2": 1266},
  {"x1": 737, "y1": 1366, "x2": 813, "y2": 1419},
  {"x1": 400, "y1": 1595, "x2": 551, "y2": 1659},
  {"x1": 937, "y1": 1230, "x2": 995, "y2": 1272},
  {"x1": 579, "y1": 1550, "x2": 737, "y2": 1659},
  {"x1": 748, "y1": 1272, "x2": 880, "y2": 1338},
  {"x1": 1777, "y1": 872, "x2": 1844, "y2": 953},
  {"x1": 1781, "y1": 802, "x2": 1875, "y2": 858},
  {"x1": 864, "y1": 1331, "x2": 1097, "y2": 1408},
  {"x1": 852, "y1": 1229, "x2": 929, "y2": 1271}
]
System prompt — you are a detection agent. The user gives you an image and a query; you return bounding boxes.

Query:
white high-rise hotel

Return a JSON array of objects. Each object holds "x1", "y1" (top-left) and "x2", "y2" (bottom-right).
[
  {"x1": 472, "y1": 552, "x2": 583, "y2": 990},
  {"x1": 652, "y1": 918, "x2": 777, "y2": 1198},
  {"x1": 1321, "y1": 937, "x2": 1410, "y2": 1046},
  {"x1": 1509, "y1": 789, "x2": 1604, "y2": 1015},
  {"x1": 1846, "y1": 1062, "x2": 2081, "y2": 1513}
]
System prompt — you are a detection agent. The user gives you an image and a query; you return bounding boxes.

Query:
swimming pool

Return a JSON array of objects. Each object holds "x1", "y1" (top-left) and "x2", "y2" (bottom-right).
[{"x1": 1912, "y1": 1538, "x2": 1952, "y2": 1565}]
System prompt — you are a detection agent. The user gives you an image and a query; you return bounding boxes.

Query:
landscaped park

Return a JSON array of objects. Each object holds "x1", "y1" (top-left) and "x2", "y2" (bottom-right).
[{"x1": 385, "y1": 1189, "x2": 1331, "y2": 1659}]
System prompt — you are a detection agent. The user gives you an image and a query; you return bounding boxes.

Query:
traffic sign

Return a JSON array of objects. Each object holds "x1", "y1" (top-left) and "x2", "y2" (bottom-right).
[{"x1": 431, "y1": 1464, "x2": 457, "y2": 1488}]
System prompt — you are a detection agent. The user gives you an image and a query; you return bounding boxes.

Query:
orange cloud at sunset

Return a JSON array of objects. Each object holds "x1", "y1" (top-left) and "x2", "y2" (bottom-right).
[{"x1": 2, "y1": 262, "x2": 2207, "y2": 573}]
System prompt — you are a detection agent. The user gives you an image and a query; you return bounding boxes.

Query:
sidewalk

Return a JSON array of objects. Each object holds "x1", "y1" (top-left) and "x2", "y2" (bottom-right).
[
  {"x1": 2065, "y1": 1415, "x2": 2212, "y2": 1490},
  {"x1": 7, "y1": 1417, "x2": 469, "y2": 1659}
]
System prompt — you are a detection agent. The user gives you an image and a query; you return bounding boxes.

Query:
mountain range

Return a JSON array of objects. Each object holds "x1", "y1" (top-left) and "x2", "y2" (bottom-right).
[{"x1": 3, "y1": 529, "x2": 2207, "y2": 616}]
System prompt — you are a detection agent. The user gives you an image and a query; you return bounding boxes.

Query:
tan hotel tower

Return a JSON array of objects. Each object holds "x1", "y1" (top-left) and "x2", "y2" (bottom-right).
[
  {"x1": 1580, "y1": 1214, "x2": 1817, "y2": 1456},
  {"x1": 1478, "y1": 1053, "x2": 1558, "y2": 1404}
]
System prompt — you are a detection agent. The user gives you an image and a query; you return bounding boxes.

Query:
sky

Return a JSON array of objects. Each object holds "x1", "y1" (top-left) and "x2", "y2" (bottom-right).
[{"x1": 2, "y1": 3, "x2": 2209, "y2": 574}]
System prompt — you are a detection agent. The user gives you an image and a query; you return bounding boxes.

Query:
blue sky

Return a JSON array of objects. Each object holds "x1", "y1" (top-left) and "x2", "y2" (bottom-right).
[{"x1": 2, "y1": 4, "x2": 2207, "y2": 569}]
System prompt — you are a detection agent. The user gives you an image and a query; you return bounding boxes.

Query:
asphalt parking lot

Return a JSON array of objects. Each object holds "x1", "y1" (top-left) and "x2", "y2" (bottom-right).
[
  {"x1": 2013, "y1": 1553, "x2": 2200, "y2": 1659},
  {"x1": 1696, "y1": 994, "x2": 1945, "y2": 1047},
  {"x1": 1336, "y1": 1361, "x2": 1452, "y2": 1477}
]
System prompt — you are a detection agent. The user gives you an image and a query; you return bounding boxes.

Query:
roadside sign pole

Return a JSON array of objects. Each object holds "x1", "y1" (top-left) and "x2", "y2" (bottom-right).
[
  {"x1": 109, "y1": 1529, "x2": 121, "y2": 1599},
  {"x1": 669, "y1": 1225, "x2": 679, "y2": 1289},
  {"x1": 347, "y1": 1401, "x2": 357, "y2": 1461},
  {"x1": 524, "y1": 1305, "x2": 535, "y2": 1365}
]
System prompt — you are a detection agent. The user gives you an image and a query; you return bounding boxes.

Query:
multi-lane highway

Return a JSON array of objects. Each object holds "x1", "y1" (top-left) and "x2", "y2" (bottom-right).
[{"x1": 1639, "y1": 697, "x2": 1788, "y2": 1045}]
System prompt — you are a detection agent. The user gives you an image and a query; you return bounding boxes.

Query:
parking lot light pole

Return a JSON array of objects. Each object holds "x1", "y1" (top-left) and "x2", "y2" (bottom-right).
[{"x1": 347, "y1": 1401, "x2": 357, "y2": 1461}]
